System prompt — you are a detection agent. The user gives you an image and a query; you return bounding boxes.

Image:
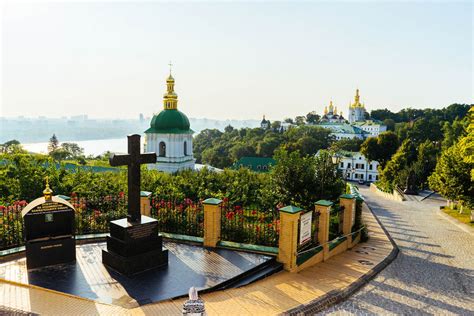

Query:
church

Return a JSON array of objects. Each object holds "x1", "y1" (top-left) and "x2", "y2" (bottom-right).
[{"x1": 144, "y1": 72, "x2": 196, "y2": 173}]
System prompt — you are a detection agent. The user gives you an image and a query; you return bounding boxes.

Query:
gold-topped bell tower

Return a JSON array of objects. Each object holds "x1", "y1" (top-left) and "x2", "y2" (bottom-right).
[{"x1": 163, "y1": 62, "x2": 178, "y2": 110}]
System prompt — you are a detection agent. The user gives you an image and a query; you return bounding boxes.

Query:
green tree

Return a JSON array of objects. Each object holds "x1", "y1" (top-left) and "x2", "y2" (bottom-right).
[
  {"x1": 360, "y1": 131, "x2": 399, "y2": 168},
  {"x1": 330, "y1": 138, "x2": 363, "y2": 152},
  {"x1": 306, "y1": 111, "x2": 320, "y2": 124},
  {"x1": 48, "y1": 134, "x2": 59, "y2": 153},
  {"x1": 429, "y1": 141, "x2": 473, "y2": 207},
  {"x1": 62, "y1": 142, "x2": 84, "y2": 158},
  {"x1": 295, "y1": 116, "x2": 306, "y2": 126}
]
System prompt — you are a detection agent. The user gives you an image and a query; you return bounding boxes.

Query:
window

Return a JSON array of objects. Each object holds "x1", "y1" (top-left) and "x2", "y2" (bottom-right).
[
  {"x1": 184, "y1": 141, "x2": 187, "y2": 156},
  {"x1": 348, "y1": 163, "x2": 351, "y2": 168},
  {"x1": 340, "y1": 162, "x2": 344, "y2": 168},
  {"x1": 159, "y1": 142, "x2": 166, "y2": 157},
  {"x1": 257, "y1": 165, "x2": 262, "y2": 170},
  {"x1": 368, "y1": 174, "x2": 372, "y2": 180},
  {"x1": 369, "y1": 164, "x2": 373, "y2": 170},
  {"x1": 376, "y1": 175, "x2": 379, "y2": 180},
  {"x1": 361, "y1": 164, "x2": 364, "y2": 169}
]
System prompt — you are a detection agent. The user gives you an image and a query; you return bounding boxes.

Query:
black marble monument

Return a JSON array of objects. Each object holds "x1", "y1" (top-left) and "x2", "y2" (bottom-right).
[
  {"x1": 22, "y1": 178, "x2": 76, "y2": 269},
  {"x1": 102, "y1": 134, "x2": 168, "y2": 275}
]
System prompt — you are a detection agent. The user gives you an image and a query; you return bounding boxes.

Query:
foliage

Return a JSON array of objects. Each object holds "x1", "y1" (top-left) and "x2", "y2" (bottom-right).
[
  {"x1": 429, "y1": 141, "x2": 474, "y2": 208},
  {"x1": 0, "y1": 140, "x2": 26, "y2": 154},
  {"x1": 360, "y1": 131, "x2": 399, "y2": 167},
  {"x1": 48, "y1": 134, "x2": 59, "y2": 153},
  {"x1": 330, "y1": 138, "x2": 364, "y2": 153},
  {"x1": 270, "y1": 149, "x2": 344, "y2": 210},
  {"x1": 193, "y1": 125, "x2": 333, "y2": 168}
]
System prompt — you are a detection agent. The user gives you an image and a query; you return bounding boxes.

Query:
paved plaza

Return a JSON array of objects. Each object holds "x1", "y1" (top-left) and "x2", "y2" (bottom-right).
[{"x1": 321, "y1": 186, "x2": 474, "y2": 315}]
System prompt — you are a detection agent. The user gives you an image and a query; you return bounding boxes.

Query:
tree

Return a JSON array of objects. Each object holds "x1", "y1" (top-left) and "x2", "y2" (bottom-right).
[
  {"x1": 62, "y1": 143, "x2": 84, "y2": 159},
  {"x1": 306, "y1": 111, "x2": 320, "y2": 124},
  {"x1": 271, "y1": 149, "x2": 344, "y2": 210},
  {"x1": 429, "y1": 141, "x2": 473, "y2": 207},
  {"x1": 229, "y1": 143, "x2": 256, "y2": 162},
  {"x1": 284, "y1": 118, "x2": 294, "y2": 124},
  {"x1": 378, "y1": 139, "x2": 417, "y2": 191},
  {"x1": 383, "y1": 119, "x2": 395, "y2": 131},
  {"x1": 224, "y1": 125, "x2": 234, "y2": 133},
  {"x1": 360, "y1": 131, "x2": 399, "y2": 168},
  {"x1": 295, "y1": 116, "x2": 306, "y2": 126},
  {"x1": 330, "y1": 138, "x2": 363, "y2": 152},
  {"x1": 271, "y1": 121, "x2": 281, "y2": 130},
  {"x1": 0, "y1": 140, "x2": 25, "y2": 154},
  {"x1": 48, "y1": 134, "x2": 59, "y2": 153}
]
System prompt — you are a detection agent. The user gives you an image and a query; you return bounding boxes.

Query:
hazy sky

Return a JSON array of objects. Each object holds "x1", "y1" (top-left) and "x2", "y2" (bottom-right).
[{"x1": 1, "y1": 1, "x2": 472, "y2": 120}]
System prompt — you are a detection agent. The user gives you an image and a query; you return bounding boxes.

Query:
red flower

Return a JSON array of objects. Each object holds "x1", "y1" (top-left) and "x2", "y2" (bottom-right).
[
  {"x1": 119, "y1": 191, "x2": 125, "y2": 198},
  {"x1": 19, "y1": 200, "x2": 27, "y2": 207},
  {"x1": 0, "y1": 205, "x2": 5, "y2": 211},
  {"x1": 251, "y1": 210, "x2": 257, "y2": 215},
  {"x1": 226, "y1": 211, "x2": 235, "y2": 220},
  {"x1": 268, "y1": 223, "x2": 273, "y2": 229},
  {"x1": 71, "y1": 192, "x2": 77, "y2": 197},
  {"x1": 256, "y1": 226, "x2": 260, "y2": 232}
]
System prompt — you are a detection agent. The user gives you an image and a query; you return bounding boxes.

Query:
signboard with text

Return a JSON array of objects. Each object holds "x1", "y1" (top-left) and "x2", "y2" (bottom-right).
[{"x1": 299, "y1": 211, "x2": 312, "y2": 245}]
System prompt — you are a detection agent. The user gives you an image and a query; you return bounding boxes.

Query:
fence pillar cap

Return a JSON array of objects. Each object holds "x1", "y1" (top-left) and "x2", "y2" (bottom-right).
[
  {"x1": 315, "y1": 200, "x2": 333, "y2": 207},
  {"x1": 339, "y1": 194, "x2": 355, "y2": 199},
  {"x1": 203, "y1": 198, "x2": 223, "y2": 205},
  {"x1": 279, "y1": 205, "x2": 303, "y2": 214},
  {"x1": 140, "y1": 191, "x2": 152, "y2": 197}
]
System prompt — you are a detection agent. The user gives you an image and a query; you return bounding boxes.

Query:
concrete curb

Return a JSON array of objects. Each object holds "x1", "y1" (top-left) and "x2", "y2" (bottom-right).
[
  {"x1": 437, "y1": 210, "x2": 474, "y2": 236},
  {"x1": 282, "y1": 203, "x2": 399, "y2": 315}
]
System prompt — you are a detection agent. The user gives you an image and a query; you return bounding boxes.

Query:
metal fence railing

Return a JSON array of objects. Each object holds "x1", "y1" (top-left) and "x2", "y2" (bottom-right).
[
  {"x1": 150, "y1": 196, "x2": 204, "y2": 237},
  {"x1": 220, "y1": 200, "x2": 280, "y2": 247}
]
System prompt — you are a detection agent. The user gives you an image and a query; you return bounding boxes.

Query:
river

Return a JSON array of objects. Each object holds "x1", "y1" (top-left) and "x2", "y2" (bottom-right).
[{"x1": 23, "y1": 137, "x2": 145, "y2": 156}]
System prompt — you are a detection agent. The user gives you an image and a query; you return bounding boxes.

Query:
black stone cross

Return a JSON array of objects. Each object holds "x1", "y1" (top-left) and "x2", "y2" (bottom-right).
[{"x1": 110, "y1": 134, "x2": 156, "y2": 222}]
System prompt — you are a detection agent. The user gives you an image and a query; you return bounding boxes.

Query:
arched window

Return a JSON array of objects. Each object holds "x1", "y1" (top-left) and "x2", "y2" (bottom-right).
[
  {"x1": 183, "y1": 141, "x2": 187, "y2": 156},
  {"x1": 159, "y1": 141, "x2": 166, "y2": 157}
]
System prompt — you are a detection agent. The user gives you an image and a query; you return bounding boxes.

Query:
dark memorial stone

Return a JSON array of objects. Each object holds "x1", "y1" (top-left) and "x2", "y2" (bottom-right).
[
  {"x1": 22, "y1": 179, "x2": 76, "y2": 269},
  {"x1": 102, "y1": 134, "x2": 168, "y2": 275}
]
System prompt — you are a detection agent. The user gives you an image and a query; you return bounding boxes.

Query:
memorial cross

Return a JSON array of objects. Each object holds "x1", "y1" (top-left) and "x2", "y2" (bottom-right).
[{"x1": 109, "y1": 134, "x2": 156, "y2": 222}]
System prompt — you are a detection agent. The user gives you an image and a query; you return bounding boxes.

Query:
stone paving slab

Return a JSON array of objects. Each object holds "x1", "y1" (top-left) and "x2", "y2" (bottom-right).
[{"x1": 0, "y1": 201, "x2": 395, "y2": 315}]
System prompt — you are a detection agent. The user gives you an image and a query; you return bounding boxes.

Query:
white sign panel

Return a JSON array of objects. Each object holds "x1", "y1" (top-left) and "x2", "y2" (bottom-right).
[{"x1": 299, "y1": 211, "x2": 312, "y2": 245}]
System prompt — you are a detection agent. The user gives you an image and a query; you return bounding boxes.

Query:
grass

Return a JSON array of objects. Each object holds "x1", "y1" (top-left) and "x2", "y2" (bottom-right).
[{"x1": 443, "y1": 207, "x2": 474, "y2": 227}]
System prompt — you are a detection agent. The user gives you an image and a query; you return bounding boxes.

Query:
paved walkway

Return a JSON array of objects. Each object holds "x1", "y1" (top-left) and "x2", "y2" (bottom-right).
[
  {"x1": 321, "y1": 186, "x2": 474, "y2": 315},
  {"x1": 0, "y1": 201, "x2": 394, "y2": 315}
]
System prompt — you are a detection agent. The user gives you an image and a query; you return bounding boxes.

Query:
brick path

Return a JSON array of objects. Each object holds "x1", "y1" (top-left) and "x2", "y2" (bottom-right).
[{"x1": 321, "y1": 186, "x2": 474, "y2": 315}]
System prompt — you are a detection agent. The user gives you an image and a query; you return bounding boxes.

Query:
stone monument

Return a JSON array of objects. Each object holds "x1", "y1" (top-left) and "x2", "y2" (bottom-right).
[
  {"x1": 21, "y1": 178, "x2": 76, "y2": 269},
  {"x1": 102, "y1": 134, "x2": 168, "y2": 275}
]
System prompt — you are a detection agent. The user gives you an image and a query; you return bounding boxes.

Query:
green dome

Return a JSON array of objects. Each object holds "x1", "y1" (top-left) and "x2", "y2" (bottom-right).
[{"x1": 145, "y1": 109, "x2": 194, "y2": 134}]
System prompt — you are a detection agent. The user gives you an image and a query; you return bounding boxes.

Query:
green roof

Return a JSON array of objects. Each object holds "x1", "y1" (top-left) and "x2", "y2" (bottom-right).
[
  {"x1": 232, "y1": 157, "x2": 276, "y2": 173},
  {"x1": 279, "y1": 205, "x2": 303, "y2": 214},
  {"x1": 203, "y1": 198, "x2": 223, "y2": 205},
  {"x1": 317, "y1": 122, "x2": 368, "y2": 135},
  {"x1": 340, "y1": 194, "x2": 354, "y2": 199},
  {"x1": 352, "y1": 119, "x2": 385, "y2": 126},
  {"x1": 315, "y1": 200, "x2": 333, "y2": 206},
  {"x1": 144, "y1": 109, "x2": 194, "y2": 134}
]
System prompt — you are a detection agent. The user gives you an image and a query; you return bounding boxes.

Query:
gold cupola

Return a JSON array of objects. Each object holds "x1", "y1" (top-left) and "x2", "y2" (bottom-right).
[
  {"x1": 163, "y1": 65, "x2": 178, "y2": 110},
  {"x1": 351, "y1": 89, "x2": 364, "y2": 108},
  {"x1": 329, "y1": 100, "x2": 334, "y2": 113},
  {"x1": 43, "y1": 176, "x2": 53, "y2": 201}
]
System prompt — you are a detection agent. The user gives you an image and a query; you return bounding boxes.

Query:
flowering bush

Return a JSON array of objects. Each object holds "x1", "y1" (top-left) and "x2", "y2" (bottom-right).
[{"x1": 220, "y1": 201, "x2": 280, "y2": 247}]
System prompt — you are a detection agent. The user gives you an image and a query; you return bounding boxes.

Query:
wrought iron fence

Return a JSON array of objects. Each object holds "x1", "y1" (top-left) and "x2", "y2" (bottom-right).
[
  {"x1": 150, "y1": 195, "x2": 204, "y2": 237},
  {"x1": 0, "y1": 202, "x2": 25, "y2": 250},
  {"x1": 71, "y1": 192, "x2": 128, "y2": 235},
  {"x1": 220, "y1": 200, "x2": 280, "y2": 247},
  {"x1": 329, "y1": 204, "x2": 344, "y2": 241}
]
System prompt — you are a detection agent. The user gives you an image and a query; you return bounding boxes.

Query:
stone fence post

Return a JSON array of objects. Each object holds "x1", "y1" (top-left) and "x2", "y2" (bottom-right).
[
  {"x1": 339, "y1": 194, "x2": 355, "y2": 246},
  {"x1": 140, "y1": 191, "x2": 152, "y2": 217},
  {"x1": 315, "y1": 200, "x2": 332, "y2": 260},
  {"x1": 203, "y1": 198, "x2": 223, "y2": 248},
  {"x1": 277, "y1": 205, "x2": 303, "y2": 272}
]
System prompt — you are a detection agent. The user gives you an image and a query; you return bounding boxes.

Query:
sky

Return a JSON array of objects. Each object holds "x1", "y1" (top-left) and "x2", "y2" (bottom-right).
[{"x1": 0, "y1": 0, "x2": 472, "y2": 120}]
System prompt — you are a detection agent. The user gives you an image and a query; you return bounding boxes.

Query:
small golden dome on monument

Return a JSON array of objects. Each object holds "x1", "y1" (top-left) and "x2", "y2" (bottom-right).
[{"x1": 43, "y1": 176, "x2": 53, "y2": 200}]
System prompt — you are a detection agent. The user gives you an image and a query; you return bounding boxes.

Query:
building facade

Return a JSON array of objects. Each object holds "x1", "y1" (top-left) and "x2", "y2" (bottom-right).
[
  {"x1": 335, "y1": 151, "x2": 380, "y2": 182},
  {"x1": 144, "y1": 73, "x2": 195, "y2": 173}
]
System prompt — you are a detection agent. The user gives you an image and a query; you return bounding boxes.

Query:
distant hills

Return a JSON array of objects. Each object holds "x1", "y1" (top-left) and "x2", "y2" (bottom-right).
[{"x1": 0, "y1": 117, "x2": 260, "y2": 144}]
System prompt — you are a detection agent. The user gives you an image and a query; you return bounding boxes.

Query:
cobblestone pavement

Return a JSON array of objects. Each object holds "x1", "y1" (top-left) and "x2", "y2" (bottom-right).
[{"x1": 320, "y1": 186, "x2": 474, "y2": 315}]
